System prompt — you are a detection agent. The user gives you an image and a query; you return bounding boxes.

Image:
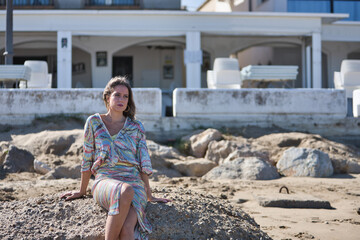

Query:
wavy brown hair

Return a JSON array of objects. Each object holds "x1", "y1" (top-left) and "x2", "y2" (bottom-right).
[{"x1": 103, "y1": 76, "x2": 136, "y2": 120}]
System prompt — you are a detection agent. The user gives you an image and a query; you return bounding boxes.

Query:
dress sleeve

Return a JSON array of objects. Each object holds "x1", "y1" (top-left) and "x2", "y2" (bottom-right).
[
  {"x1": 136, "y1": 121, "x2": 153, "y2": 175},
  {"x1": 81, "y1": 116, "x2": 95, "y2": 172}
]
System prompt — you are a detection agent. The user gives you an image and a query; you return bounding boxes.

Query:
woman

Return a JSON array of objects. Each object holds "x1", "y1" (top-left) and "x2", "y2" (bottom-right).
[{"x1": 61, "y1": 76, "x2": 170, "y2": 240}]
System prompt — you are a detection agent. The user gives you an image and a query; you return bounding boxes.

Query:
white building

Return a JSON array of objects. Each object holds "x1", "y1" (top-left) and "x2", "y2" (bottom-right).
[{"x1": 0, "y1": 0, "x2": 359, "y2": 91}]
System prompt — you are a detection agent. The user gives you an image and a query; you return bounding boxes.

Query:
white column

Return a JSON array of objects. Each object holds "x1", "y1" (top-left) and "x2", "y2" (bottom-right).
[
  {"x1": 312, "y1": 32, "x2": 322, "y2": 88},
  {"x1": 184, "y1": 32, "x2": 202, "y2": 88},
  {"x1": 57, "y1": 31, "x2": 72, "y2": 88},
  {"x1": 306, "y1": 45, "x2": 311, "y2": 88},
  {"x1": 301, "y1": 39, "x2": 306, "y2": 88}
]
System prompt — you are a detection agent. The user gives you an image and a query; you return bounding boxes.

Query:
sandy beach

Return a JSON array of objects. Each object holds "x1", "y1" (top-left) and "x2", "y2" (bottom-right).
[{"x1": 0, "y1": 119, "x2": 359, "y2": 239}]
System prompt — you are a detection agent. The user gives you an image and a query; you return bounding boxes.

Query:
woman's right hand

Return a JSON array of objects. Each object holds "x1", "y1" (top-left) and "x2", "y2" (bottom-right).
[{"x1": 60, "y1": 191, "x2": 85, "y2": 201}]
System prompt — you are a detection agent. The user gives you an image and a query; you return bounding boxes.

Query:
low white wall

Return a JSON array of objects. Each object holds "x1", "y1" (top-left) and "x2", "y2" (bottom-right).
[
  {"x1": 1, "y1": 88, "x2": 357, "y2": 138},
  {"x1": 0, "y1": 88, "x2": 162, "y2": 125},
  {"x1": 173, "y1": 88, "x2": 347, "y2": 118}
]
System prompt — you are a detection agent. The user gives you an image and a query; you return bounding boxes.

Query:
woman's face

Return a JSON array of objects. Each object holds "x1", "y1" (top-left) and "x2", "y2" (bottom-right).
[{"x1": 107, "y1": 85, "x2": 129, "y2": 113}]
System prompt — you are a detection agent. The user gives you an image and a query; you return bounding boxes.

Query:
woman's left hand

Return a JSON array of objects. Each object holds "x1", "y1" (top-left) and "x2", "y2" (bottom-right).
[{"x1": 150, "y1": 196, "x2": 172, "y2": 203}]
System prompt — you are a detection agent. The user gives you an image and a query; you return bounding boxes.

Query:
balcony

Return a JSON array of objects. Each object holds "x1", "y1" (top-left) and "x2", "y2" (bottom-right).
[
  {"x1": 0, "y1": 0, "x2": 54, "y2": 9},
  {"x1": 85, "y1": 0, "x2": 141, "y2": 9}
]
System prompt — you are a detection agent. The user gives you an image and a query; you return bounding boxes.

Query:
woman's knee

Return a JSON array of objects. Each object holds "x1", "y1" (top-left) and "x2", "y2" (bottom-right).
[{"x1": 121, "y1": 184, "x2": 134, "y2": 200}]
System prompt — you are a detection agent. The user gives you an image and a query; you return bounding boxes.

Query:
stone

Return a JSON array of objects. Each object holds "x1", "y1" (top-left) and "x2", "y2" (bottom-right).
[
  {"x1": 276, "y1": 147, "x2": 334, "y2": 177},
  {"x1": 147, "y1": 140, "x2": 182, "y2": 159},
  {"x1": 0, "y1": 149, "x2": 7, "y2": 166},
  {"x1": 33, "y1": 159, "x2": 52, "y2": 175},
  {"x1": 189, "y1": 128, "x2": 222, "y2": 158},
  {"x1": 2, "y1": 145, "x2": 35, "y2": 173},
  {"x1": 11, "y1": 130, "x2": 83, "y2": 156},
  {"x1": 172, "y1": 158, "x2": 217, "y2": 177},
  {"x1": 146, "y1": 140, "x2": 184, "y2": 169},
  {"x1": 205, "y1": 140, "x2": 238, "y2": 164},
  {"x1": 203, "y1": 157, "x2": 279, "y2": 180},
  {"x1": 41, "y1": 165, "x2": 81, "y2": 179}
]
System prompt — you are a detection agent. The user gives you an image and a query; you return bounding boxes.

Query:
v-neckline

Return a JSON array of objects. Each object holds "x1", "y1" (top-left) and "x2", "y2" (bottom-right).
[{"x1": 97, "y1": 113, "x2": 127, "y2": 139}]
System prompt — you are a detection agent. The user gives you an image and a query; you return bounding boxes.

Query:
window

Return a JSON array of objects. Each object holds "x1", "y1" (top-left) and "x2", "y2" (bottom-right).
[{"x1": 287, "y1": 0, "x2": 360, "y2": 21}]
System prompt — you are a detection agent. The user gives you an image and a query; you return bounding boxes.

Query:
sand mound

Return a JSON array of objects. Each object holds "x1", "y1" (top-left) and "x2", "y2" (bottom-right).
[{"x1": 0, "y1": 187, "x2": 271, "y2": 240}]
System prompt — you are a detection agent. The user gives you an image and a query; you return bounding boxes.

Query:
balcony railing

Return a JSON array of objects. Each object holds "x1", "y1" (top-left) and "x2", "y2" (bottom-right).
[
  {"x1": 0, "y1": 0, "x2": 54, "y2": 8},
  {"x1": 85, "y1": 0, "x2": 141, "y2": 8}
]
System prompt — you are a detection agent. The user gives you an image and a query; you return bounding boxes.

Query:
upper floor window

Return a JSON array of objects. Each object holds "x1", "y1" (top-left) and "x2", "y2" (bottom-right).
[
  {"x1": 288, "y1": 0, "x2": 360, "y2": 21},
  {"x1": 86, "y1": 0, "x2": 139, "y2": 6}
]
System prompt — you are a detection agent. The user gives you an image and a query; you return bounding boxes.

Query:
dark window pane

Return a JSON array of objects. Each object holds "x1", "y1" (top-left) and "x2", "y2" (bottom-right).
[
  {"x1": 288, "y1": 0, "x2": 331, "y2": 13},
  {"x1": 334, "y1": 0, "x2": 360, "y2": 21}
]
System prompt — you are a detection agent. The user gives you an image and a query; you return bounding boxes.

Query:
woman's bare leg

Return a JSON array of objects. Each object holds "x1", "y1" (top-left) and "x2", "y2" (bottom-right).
[
  {"x1": 105, "y1": 183, "x2": 134, "y2": 240},
  {"x1": 119, "y1": 206, "x2": 138, "y2": 240}
]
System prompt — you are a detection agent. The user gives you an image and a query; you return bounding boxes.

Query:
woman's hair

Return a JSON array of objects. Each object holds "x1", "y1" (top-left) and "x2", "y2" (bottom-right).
[{"x1": 103, "y1": 76, "x2": 136, "y2": 120}]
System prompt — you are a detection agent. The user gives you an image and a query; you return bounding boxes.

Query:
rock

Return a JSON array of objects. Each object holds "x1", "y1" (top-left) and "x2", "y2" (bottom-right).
[
  {"x1": 203, "y1": 157, "x2": 279, "y2": 180},
  {"x1": 221, "y1": 146, "x2": 269, "y2": 165},
  {"x1": 172, "y1": 158, "x2": 217, "y2": 177},
  {"x1": 256, "y1": 132, "x2": 360, "y2": 174},
  {"x1": 147, "y1": 140, "x2": 183, "y2": 169},
  {"x1": 2, "y1": 145, "x2": 35, "y2": 173},
  {"x1": 147, "y1": 140, "x2": 182, "y2": 159},
  {"x1": 205, "y1": 140, "x2": 238, "y2": 164},
  {"x1": 33, "y1": 159, "x2": 52, "y2": 175},
  {"x1": 276, "y1": 147, "x2": 334, "y2": 177},
  {"x1": 180, "y1": 129, "x2": 204, "y2": 143},
  {"x1": 0, "y1": 150, "x2": 8, "y2": 166},
  {"x1": 189, "y1": 128, "x2": 222, "y2": 158},
  {"x1": 11, "y1": 130, "x2": 83, "y2": 156},
  {"x1": 41, "y1": 165, "x2": 81, "y2": 179},
  {"x1": 348, "y1": 160, "x2": 360, "y2": 173}
]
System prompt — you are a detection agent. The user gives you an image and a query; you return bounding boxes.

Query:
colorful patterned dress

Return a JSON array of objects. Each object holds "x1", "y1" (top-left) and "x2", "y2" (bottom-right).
[{"x1": 81, "y1": 113, "x2": 153, "y2": 239}]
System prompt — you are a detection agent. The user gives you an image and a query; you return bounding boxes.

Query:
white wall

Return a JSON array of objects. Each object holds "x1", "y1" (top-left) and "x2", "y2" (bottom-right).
[
  {"x1": 0, "y1": 88, "x2": 162, "y2": 125},
  {"x1": 237, "y1": 46, "x2": 273, "y2": 68},
  {"x1": 114, "y1": 45, "x2": 184, "y2": 90},
  {"x1": 173, "y1": 88, "x2": 347, "y2": 118},
  {"x1": 1, "y1": 88, "x2": 358, "y2": 137}
]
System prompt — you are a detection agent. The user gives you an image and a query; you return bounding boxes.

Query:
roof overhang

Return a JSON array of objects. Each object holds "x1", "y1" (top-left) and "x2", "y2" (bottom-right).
[{"x1": 0, "y1": 10, "x2": 349, "y2": 37}]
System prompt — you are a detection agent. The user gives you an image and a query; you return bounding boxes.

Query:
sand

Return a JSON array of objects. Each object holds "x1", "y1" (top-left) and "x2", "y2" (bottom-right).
[{"x1": 0, "y1": 119, "x2": 359, "y2": 239}]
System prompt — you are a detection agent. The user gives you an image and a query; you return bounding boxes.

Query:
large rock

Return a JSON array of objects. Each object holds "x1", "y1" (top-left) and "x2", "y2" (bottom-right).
[
  {"x1": 276, "y1": 147, "x2": 334, "y2": 177},
  {"x1": 205, "y1": 140, "x2": 238, "y2": 164},
  {"x1": 11, "y1": 130, "x2": 83, "y2": 156},
  {"x1": 2, "y1": 145, "x2": 34, "y2": 173},
  {"x1": 255, "y1": 132, "x2": 360, "y2": 174},
  {"x1": 147, "y1": 140, "x2": 182, "y2": 159},
  {"x1": 189, "y1": 128, "x2": 222, "y2": 158},
  {"x1": 212, "y1": 141, "x2": 269, "y2": 165},
  {"x1": 41, "y1": 165, "x2": 81, "y2": 179},
  {"x1": 203, "y1": 157, "x2": 279, "y2": 180},
  {"x1": 147, "y1": 140, "x2": 183, "y2": 169},
  {"x1": 172, "y1": 158, "x2": 217, "y2": 177}
]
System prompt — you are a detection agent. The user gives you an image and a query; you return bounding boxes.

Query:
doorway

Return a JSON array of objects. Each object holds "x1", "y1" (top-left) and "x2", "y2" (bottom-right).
[{"x1": 112, "y1": 56, "x2": 133, "y2": 86}]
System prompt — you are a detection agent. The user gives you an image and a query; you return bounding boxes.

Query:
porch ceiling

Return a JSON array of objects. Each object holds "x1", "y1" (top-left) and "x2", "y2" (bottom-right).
[{"x1": 0, "y1": 10, "x2": 348, "y2": 37}]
